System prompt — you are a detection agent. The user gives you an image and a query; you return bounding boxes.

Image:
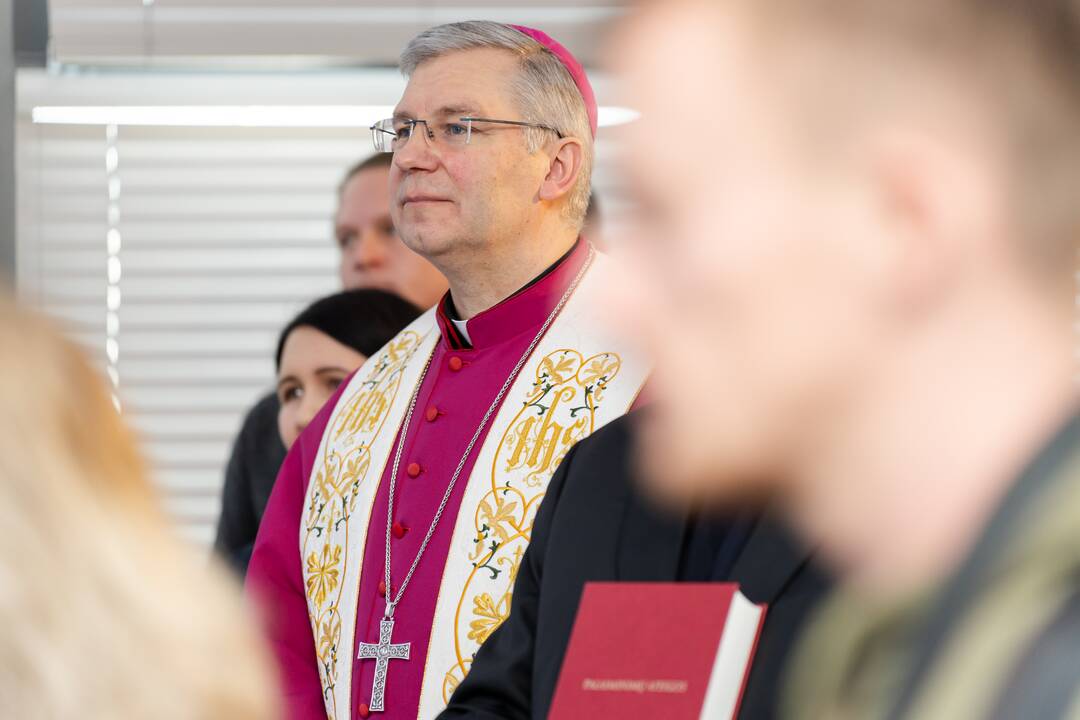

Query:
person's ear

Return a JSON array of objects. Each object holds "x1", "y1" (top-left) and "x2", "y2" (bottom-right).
[
  {"x1": 866, "y1": 127, "x2": 994, "y2": 319},
  {"x1": 539, "y1": 138, "x2": 585, "y2": 204}
]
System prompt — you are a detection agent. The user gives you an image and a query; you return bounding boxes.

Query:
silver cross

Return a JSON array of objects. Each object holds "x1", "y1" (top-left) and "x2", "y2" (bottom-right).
[{"x1": 357, "y1": 617, "x2": 410, "y2": 712}]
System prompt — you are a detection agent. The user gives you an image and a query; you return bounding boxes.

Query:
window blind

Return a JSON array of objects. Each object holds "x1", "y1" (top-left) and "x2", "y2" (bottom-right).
[
  {"x1": 18, "y1": 119, "x2": 361, "y2": 545},
  {"x1": 15, "y1": 69, "x2": 624, "y2": 548}
]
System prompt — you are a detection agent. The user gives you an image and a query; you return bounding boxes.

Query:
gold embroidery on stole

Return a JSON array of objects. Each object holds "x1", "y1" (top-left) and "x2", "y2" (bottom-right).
[
  {"x1": 301, "y1": 328, "x2": 432, "y2": 718},
  {"x1": 413, "y1": 255, "x2": 650, "y2": 718},
  {"x1": 439, "y1": 350, "x2": 623, "y2": 700}
]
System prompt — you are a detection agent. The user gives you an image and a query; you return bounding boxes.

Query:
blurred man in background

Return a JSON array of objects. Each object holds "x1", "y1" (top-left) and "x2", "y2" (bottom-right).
[
  {"x1": 336, "y1": 154, "x2": 449, "y2": 308},
  {"x1": 214, "y1": 156, "x2": 446, "y2": 574},
  {"x1": 611, "y1": 0, "x2": 1080, "y2": 717}
]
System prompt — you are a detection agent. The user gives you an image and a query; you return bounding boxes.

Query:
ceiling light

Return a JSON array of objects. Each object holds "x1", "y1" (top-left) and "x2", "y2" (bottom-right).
[{"x1": 32, "y1": 104, "x2": 641, "y2": 129}]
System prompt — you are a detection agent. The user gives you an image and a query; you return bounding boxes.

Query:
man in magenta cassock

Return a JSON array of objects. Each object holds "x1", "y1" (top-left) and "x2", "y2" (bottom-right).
[{"x1": 246, "y1": 20, "x2": 649, "y2": 720}]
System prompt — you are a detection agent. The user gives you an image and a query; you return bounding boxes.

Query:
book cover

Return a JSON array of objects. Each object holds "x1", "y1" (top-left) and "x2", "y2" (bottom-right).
[{"x1": 548, "y1": 582, "x2": 766, "y2": 719}]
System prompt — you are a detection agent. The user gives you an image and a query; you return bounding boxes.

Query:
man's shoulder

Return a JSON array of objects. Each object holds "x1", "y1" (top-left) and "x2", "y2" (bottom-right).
[
  {"x1": 544, "y1": 411, "x2": 642, "y2": 518},
  {"x1": 568, "y1": 411, "x2": 638, "y2": 467}
]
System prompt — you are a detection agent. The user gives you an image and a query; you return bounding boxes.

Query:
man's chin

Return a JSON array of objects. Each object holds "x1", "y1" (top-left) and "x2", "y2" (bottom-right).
[
  {"x1": 399, "y1": 228, "x2": 454, "y2": 259},
  {"x1": 633, "y1": 414, "x2": 767, "y2": 511},
  {"x1": 344, "y1": 276, "x2": 400, "y2": 295},
  {"x1": 633, "y1": 419, "x2": 707, "y2": 506}
]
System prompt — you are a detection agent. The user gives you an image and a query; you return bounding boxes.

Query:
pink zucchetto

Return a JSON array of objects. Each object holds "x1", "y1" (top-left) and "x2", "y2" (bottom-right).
[{"x1": 509, "y1": 24, "x2": 598, "y2": 138}]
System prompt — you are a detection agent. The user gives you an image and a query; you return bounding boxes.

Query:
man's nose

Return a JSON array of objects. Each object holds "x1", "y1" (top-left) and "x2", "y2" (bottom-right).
[
  {"x1": 392, "y1": 126, "x2": 439, "y2": 172},
  {"x1": 351, "y1": 231, "x2": 388, "y2": 269}
]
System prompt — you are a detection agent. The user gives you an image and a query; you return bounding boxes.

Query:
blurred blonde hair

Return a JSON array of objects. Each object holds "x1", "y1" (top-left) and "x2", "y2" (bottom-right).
[{"x1": 0, "y1": 296, "x2": 279, "y2": 719}]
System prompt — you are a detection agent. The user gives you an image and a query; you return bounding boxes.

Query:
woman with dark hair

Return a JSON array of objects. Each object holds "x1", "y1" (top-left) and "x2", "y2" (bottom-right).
[
  {"x1": 216, "y1": 290, "x2": 420, "y2": 575},
  {"x1": 274, "y1": 290, "x2": 420, "y2": 449}
]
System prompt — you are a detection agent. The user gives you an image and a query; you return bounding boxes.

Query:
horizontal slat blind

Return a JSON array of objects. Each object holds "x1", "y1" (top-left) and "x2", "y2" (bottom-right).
[
  {"x1": 18, "y1": 120, "x2": 364, "y2": 546},
  {"x1": 16, "y1": 90, "x2": 629, "y2": 549},
  {"x1": 17, "y1": 122, "x2": 109, "y2": 367}
]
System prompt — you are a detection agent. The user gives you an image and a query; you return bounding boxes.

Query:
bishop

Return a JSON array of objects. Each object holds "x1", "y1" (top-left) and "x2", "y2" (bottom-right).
[{"x1": 246, "y1": 21, "x2": 649, "y2": 720}]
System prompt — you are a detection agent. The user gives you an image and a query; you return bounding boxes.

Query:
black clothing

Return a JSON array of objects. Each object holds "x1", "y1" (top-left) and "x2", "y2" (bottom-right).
[
  {"x1": 213, "y1": 391, "x2": 287, "y2": 575},
  {"x1": 440, "y1": 412, "x2": 831, "y2": 720}
]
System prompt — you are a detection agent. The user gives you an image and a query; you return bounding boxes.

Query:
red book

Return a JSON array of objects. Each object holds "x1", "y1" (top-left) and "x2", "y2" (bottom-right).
[{"x1": 549, "y1": 582, "x2": 766, "y2": 720}]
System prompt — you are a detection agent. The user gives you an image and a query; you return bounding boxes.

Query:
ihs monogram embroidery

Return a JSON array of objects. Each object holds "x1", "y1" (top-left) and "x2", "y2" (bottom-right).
[{"x1": 441, "y1": 349, "x2": 622, "y2": 702}]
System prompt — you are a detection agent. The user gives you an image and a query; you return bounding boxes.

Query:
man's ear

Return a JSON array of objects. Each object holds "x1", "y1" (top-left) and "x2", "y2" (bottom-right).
[
  {"x1": 539, "y1": 138, "x2": 585, "y2": 203},
  {"x1": 867, "y1": 127, "x2": 991, "y2": 318}
]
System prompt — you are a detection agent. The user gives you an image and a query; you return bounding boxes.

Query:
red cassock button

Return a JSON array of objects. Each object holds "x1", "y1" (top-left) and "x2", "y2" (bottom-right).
[
  {"x1": 358, "y1": 703, "x2": 371, "y2": 718},
  {"x1": 425, "y1": 405, "x2": 440, "y2": 422},
  {"x1": 377, "y1": 580, "x2": 386, "y2": 597},
  {"x1": 407, "y1": 462, "x2": 422, "y2": 478},
  {"x1": 448, "y1": 356, "x2": 464, "y2": 372},
  {"x1": 392, "y1": 521, "x2": 408, "y2": 539}
]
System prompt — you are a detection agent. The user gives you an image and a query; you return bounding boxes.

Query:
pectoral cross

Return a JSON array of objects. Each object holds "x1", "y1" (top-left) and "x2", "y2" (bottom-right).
[{"x1": 357, "y1": 617, "x2": 410, "y2": 712}]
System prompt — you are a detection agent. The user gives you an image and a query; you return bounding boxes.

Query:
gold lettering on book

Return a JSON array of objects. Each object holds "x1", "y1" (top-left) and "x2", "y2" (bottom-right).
[{"x1": 581, "y1": 678, "x2": 690, "y2": 694}]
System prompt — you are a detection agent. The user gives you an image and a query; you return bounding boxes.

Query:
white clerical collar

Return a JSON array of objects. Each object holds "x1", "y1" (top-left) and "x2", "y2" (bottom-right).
[{"x1": 451, "y1": 317, "x2": 472, "y2": 345}]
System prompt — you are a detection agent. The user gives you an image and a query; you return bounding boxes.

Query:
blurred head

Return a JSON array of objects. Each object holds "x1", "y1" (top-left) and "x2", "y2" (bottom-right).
[
  {"x1": 335, "y1": 154, "x2": 448, "y2": 308},
  {"x1": 275, "y1": 290, "x2": 421, "y2": 448},
  {"x1": 610, "y1": 0, "x2": 1080, "y2": 504},
  {"x1": 391, "y1": 21, "x2": 593, "y2": 269},
  {"x1": 0, "y1": 297, "x2": 278, "y2": 720},
  {"x1": 581, "y1": 191, "x2": 604, "y2": 249}
]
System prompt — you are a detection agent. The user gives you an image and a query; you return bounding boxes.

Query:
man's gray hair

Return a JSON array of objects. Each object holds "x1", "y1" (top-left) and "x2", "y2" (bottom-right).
[{"x1": 400, "y1": 21, "x2": 594, "y2": 229}]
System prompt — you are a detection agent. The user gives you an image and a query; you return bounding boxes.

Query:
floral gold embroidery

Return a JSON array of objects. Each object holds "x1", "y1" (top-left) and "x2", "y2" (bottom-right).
[
  {"x1": 317, "y1": 612, "x2": 341, "y2": 662},
  {"x1": 503, "y1": 546, "x2": 525, "y2": 585},
  {"x1": 578, "y1": 353, "x2": 619, "y2": 387},
  {"x1": 306, "y1": 545, "x2": 342, "y2": 607},
  {"x1": 442, "y1": 661, "x2": 471, "y2": 705},
  {"x1": 540, "y1": 353, "x2": 577, "y2": 385},
  {"x1": 446, "y1": 350, "x2": 624, "y2": 695},
  {"x1": 301, "y1": 326, "x2": 432, "y2": 719},
  {"x1": 478, "y1": 496, "x2": 518, "y2": 544},
  {"x1": 467, "y1": 592, "x2": 509, "y2": 645}
]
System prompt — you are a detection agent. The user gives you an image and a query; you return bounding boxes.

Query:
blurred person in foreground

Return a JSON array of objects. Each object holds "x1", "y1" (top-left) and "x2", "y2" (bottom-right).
[
  {"x1": 580, "y1": 191, "x2": 604, "y2": 250},
  {"x1": 0, "y1": 297, "x2": 279, "y2": 720},
  {"x1": 219, "y1": 290, "x2": 421, "y2": 574},
  {"x1": 214, "y1": 156, "x2": 446, "y2": 575},
  {"x1": 247, "y1": 21, "x2": 648, "y2": 720},
  {"x1": 610, "y1": 0, "x2": 1080, "y2": 718}
]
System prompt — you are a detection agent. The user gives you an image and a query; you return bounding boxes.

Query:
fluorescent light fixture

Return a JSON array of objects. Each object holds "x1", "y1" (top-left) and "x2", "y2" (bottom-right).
[
  {"x1": 31, "y1": 105, "x2": 395, "y2": 127},
  {"x1": 32, "y1": 105, "x2": 641, "y2": 129},
  {"x1": 53, "y1": 7, "x2": 619, "y2": 25},
  {"x1": 597, "y1": 106, "x2": 641, "y2": 127}
]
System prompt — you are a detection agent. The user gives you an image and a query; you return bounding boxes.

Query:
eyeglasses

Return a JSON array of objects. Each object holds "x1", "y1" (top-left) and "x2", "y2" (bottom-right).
[{"x1": 370, "y1": 116, "x2": 564, "y2": 154}]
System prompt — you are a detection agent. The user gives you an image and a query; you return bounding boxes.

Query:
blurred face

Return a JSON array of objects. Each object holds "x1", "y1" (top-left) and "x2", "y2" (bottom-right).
[
  {"x1": 389, "y1": 48, "x2": 554, "y2": 261},
  {"x1": 336, "y1": 166, "x2": 448, "y2": 308},
  {"x1": 609, "y1": 2, "x2": 887, "y2": 503},
  {"x1": 276, "y1": 326, "x2": 367, "y2": 450}
]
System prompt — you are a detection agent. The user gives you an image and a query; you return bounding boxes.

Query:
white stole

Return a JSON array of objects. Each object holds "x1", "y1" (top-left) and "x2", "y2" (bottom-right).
[{"x1": 300, "y1": 253, "x2": 650, "y2": 719}]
